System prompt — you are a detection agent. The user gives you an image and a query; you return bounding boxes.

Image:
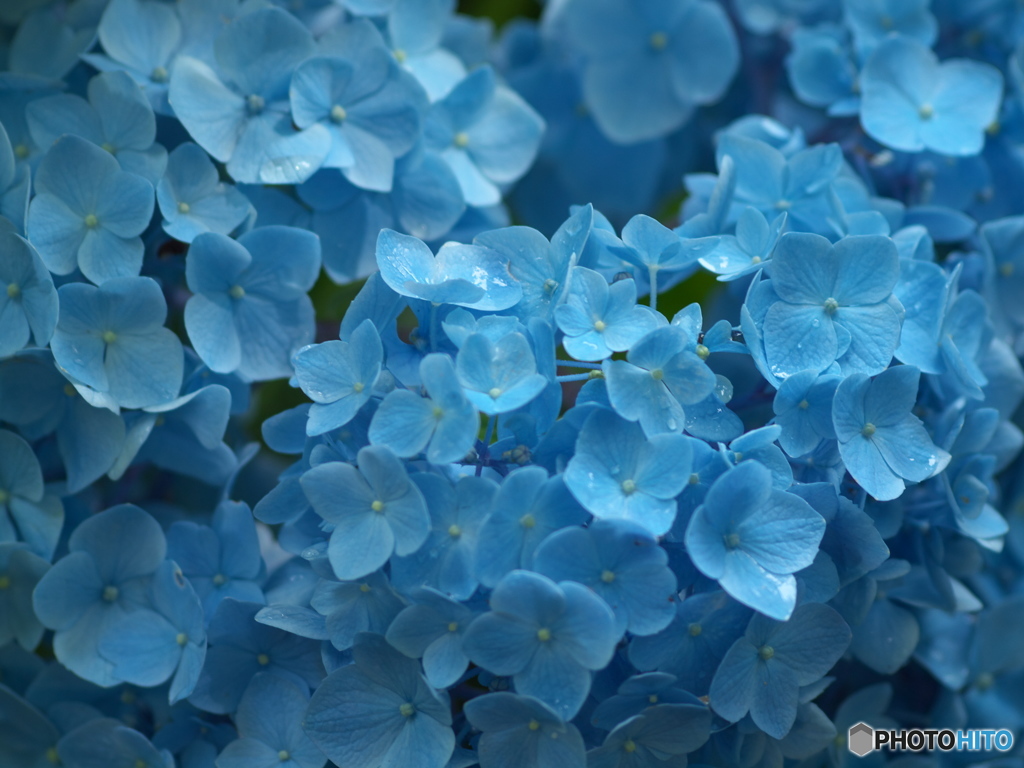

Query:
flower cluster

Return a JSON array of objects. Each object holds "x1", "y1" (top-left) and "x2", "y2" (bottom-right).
[{"x1": 3, "y1": 1, "x2": 1024, "y2": 768}]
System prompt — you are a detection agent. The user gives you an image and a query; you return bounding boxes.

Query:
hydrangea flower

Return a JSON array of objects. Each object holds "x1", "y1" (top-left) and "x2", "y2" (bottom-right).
[
  {"x1": 26, "y1": 70, "x2": 168, "y2": 184},
  {"x1": 587, "y1": 703, "x2": 712, "y2": 768},
  {"x1": 311, "y1": 569, "x2": 405, "y2": 652},
  {"x1": 216, "y1": 673, "x2": 326, "y2": 768},
  {"x1": 0, "y1": 350, "x2": 127, "y2": 493},
  {"x1": 293, "y1": 319, "x2": 383, "y2": 436},
  {"x1": 773, "y1": 370, "x2": 841, "y2": 458},
  {"x1": 369, "y1": 353, "x2": 479, "y2": 463},
  {"x1": 709, "y1": 603, "x2": 851, "y2": 738},
  {"x1": 603, "y1": 326, "x2": 717, "y2": 437},
  {"x1": 686, "y1": 461, "x2": 825, "y2": 620},
  {"x1": 385, "y1": 588, "x2": 476, "y2": 688},
  {"x1": 166, "y1": 501, "x2": 265, "y2": 622},
  {"x1": 531, "y1": 518, "x2": 677, "y2": 636},
  {"x1": 304, "y1": 632, "x2": 454, "y2": 768},
  {"x1": 714, "y1": 134, "x2": 842, "y2": 235},
  {"x1": 0, "y1": 232, "x2": 56, "y2": 360},
  {"x1": 553, "y1": 267, "x2": 659, "y2": 362},
  {"x1": 157, "y1": 142, "x2": 254, "y2": 243},
  {"x1": 27, "y1": 135, "x2": 154, "y2": 284},
  {"x1": 860, "y1": 35, "x2": 1003, "y2": 156},
  {"x1": 455, "y1": 331, "x2": 548, "y2": 416},
  {"x1": 290, "y1": 47, "x2": 428, "y2": 191},
  {"x1": 51, "y1": 277, "x2": 184, "y2": 410},
  {"x1": 464, "y1": 693, "x2": 586, "y2": 768},
  {"x1": 168, "y1": 7, "x2": 329, "y2": 184},
  {"x1": 461, "y1": 569, "x2": 618, "y2": 719},
  {"x1": 184, "y1": 227, "x2": 321, "y2": 382},
  {"x1": 300, "y1": 446, "x2": 430, "y2": 580},
  {"x1": 752, "y1": 232, "x2": 903, "y2": 380},
  {"x1": 85, "y1": 0, "x2": 182, "y2": 113},
  {"x1": 833, "y1": 365, "x2": 952, "y2": 501},
  {"x1": 188, "y1": 599, "x2": 325, "y2": 715},
  {"x1": 561, "y1": 0, "x2": 739, "y2": 142},
  {"x1": 376, "y1": 228, "x2": 522, "y2": 311},
  {"x1": 565, "y1": 409, "x2": 691, "y2": 536},
  {"x1": 424, "y1": 65, "x2": 544, "y2": 207},
  {"x1": 32, "y1": 504, "x2": 166, "y2": 686},
  {"x1": 390, "y1": 475, "x2": 494, "y2": 599},
  {"x1": 474, "y1": 467, "x2": 588, "y2": 588},
  {"x1": 843, "y1": 0, "x2": 937, "y2": 54},
  {"x1": 97, "y1": 560, "x2": 207, "y2": 704},
  {"x1": 0, "y1": 543, "x2": 49, "y2": 651}
]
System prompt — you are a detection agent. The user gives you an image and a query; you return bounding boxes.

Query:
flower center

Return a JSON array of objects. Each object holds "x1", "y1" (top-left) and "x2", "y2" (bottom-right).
[
  {"x1": 696, "y1": 344, "x2": 710, "y2": 360},
  {"x1": 151, "y1": 66, "x2": 169, "y2": 83},
  {"x1": 823, "y1": 297, "x2": 839, "y2": 314},
  {"x1": 393, "y1": 48, "x2": 407, "y2": 63},
  {"x1": 247, "y1": 94, "x2": 265, "y2": 115},
  {"x1": 688, "y1": 622, "x2": 702, "y2": 637},
  {"x1": 621, "y1": 479, "x2": 637, "y2": 494},
  {"x1": 594, "y1": 319, "x2": 607, "y2": 332},
  {"x1": 330, "y1": 104, "x2": 347, "y2": 123},
  {"x1": 0, "y1": 575, "x2": 10, "y2": 590},
  {"x1": 520, "y1": 513, "x2": 536, "y2": 529},
  {"x1": 176, "y1": 633, "x2": 188, "y2": 646},
  {"x1": 688, "y1": 473, "x2": 700, "y2": 485},
  {"x1": 862, "y1": 423, "x2": 877, "y2": 437},
  {"x1": 448, "y1": 622, "x2": 458, "y2": 632},
  {"x1": 229, "y1": 285, "x2": 246, "y2": 299},
  {"x1": 528, "y1": 719, "x2": 540, "y2": 731},
  {"x1": 649, "y1": 31, "x2": 667, "y2": 50},
  {"x1": 1001, "y1": 262, "x2": 1014, "y2": 277},
  {"x1": 537, "y1": 627, "x2": 552, "y2": 642},
  {"x1": 212, "y1": 573, "x2": 227, "y2": 586},
  {"x1": 101, "y1": 142, "x2": 117, "y2": 155},
  {"x1": 798, "y1": 399, "x2": 810, "y2": 410},
  {"x1": 919, "y1": 103, "x2": 934, "y2": 120},
  {"x1": 102, "y1": 585, "x2": 119, "y2": 602},
  {"x1": 5, "y1": 283, "x2": 18, "y2": 299},
  {"x1": 601, "y1": 569, "x2": 616, "y2": 583},
  {"x1": 84, "y1": 214, "x2": 99, "y2": 229},
  {"x1": 453, "y1": 132, "x2": 470, "y2": 148},
  {"x1": 257, "y1": 653, "x2": 270, "y2": 665},
  {"x1": 448, "y1": 524, "x2": 462, "y2": 538},
  {"x1": 399, "y1": 702, "x2": 415, "y2": 717},
  {"x1": 177, "y1": 202, "x2": 190, "y2": 214},
  {"x1": 352, "y1": 382, "x2": 364, "y2": 393},
  {"x1": 489, "y1": 387, "x2": 502, "y2": 399},
  {"x1": 624, "y1": 740, "x2": 638, "y2": 753},
  {"x1": 278, "y1": 751, "x2": 291, "y2": 762},
  {"x1": 543, "y1": 278, "x2": 559, "y2": 294},
  {"x1": 14, "y1": 144, "x2": 29, "y2": 159},
  {"x1": 102, "y1": 330, "x2": 117, "y2": 344},
  {"x1": 371, "y1": 500, "x2": 385, "y2": 513},
  {"x1": 758, "y1": 645, "x2": 775, "y2": 660},
  {"x1": 724, "y1": 532, "x2": 741, "y2": 549},
  {"x1": 650, "y1": 368, "x2": 664, "y2": 381}
]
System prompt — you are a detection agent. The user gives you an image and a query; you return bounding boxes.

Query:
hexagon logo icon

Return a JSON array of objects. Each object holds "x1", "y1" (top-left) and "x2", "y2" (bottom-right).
[{"x1": 848, "y1": 722, "x2": 875, "y2": 757}]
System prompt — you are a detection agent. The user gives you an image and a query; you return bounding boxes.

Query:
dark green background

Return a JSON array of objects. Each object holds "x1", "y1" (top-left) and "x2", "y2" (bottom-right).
[{"x1": 457, "y1": 0, "x2": 542, "y2": 26}]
